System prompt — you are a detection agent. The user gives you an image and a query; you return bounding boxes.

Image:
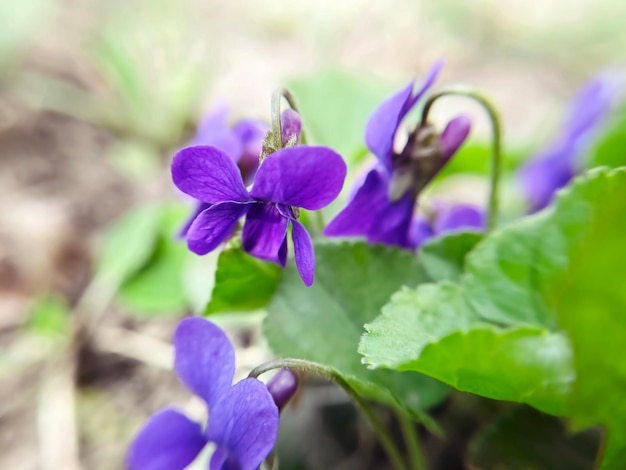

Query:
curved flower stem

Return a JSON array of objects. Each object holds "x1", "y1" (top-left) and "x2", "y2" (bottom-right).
[
  {"x1": 420, "y1": 87, "x2": 503, "y2": 231},
  {"x1": 270, "y1": 89, "x2": 284, "y2": 145},
  {"x1": 249, "y1": 358, "x2": 407, "y2": 470},
  {"x1": 396, "y1": 411, "x2": 427, "y2": 470}
]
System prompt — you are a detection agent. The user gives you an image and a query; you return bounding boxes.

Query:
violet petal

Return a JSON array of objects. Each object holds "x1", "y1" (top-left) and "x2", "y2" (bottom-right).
[
  {"x1": 187, "y1": 202, "x2": 251, "y2": 255},
  {"x1": 323, "y1": 168, "x2": 390, "y2": 237},
  {"x1": 207, "y1": 378, "x2": 279, "y2": 470},
  {"x1": 251, "y1": 146, "x2": 346, "y2": 210},
  {"x1": 440, "y1": 114, "x2": 472, "y2": 160},
  {"x1": 173, "y1": 318, "x2": 235, "y2": 409},
  {"x1": 366, "y1": 193, "x2": 417, "y2": 250},
  {"x1": 241, "y1": 203, "x2": 289, "y2": 265},
  {"x1": 518, "y1": 150, "x2": 576, "y2": 212},
  {"x1": 364, "y1": 81, "x2": 414, "y2": 172},
  {"x1": 179, "y1": 201, "x2": 212, "y2": 239},
  {"x1": 291, "y1": 218, "x2": 315, "y2": 286},
  {"x1": 127, "y1": 408, "x2": 207, "y2": 470},
  {"x1": 233, "y1": 119, "x2": 268, "y2": 183},
  {"x1": 434, "y1": 204, "x2": 485, "y2": 234},
  {"x1": 410, "y1": 217, "x2": 435, "y2": 248},
  {"x1": 172, "y1": 146, "x2": 252, "y2": 204},
  {"x1": 365, "y1": 61, "x2": 443, "y2": 171},
  {"x1": 191, "y1": 105, "x2": 242, "y2": 161}
]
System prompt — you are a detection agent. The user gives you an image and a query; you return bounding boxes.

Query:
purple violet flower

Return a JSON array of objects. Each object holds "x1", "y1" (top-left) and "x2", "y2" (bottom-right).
[
  {"x1": 324, "y1": 62, "x2": 471, "y2": 250},
  {"x1": 172, "y1": 143, "x2": 346, "y2": 286},
  {"x1": 412, "y1": 203, "x2": 485, "y2": 248},
  {"x1": 127, "y1": 318, "x2": 279, "y2": 470},
  {"x1": 518, "y1": 73, "x2": 622, "y2": 212}
]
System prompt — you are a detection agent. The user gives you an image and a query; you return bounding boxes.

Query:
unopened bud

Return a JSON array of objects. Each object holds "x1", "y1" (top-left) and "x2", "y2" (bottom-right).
[
  {"x1": 267, "y1": 369, "x2": 298, "y2": 411},
  {"x1": 281, "y1": 109, "x2": 302, "y2": 147}
]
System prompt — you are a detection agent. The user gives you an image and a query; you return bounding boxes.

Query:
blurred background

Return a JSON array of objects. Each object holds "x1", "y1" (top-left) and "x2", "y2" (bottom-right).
[{"x1": 1, "y1": 0, "x2": 625, "y2": 468}]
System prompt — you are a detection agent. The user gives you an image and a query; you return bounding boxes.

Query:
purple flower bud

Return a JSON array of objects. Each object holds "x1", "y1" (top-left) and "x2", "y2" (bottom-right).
[
  {"x1": 267, "y1": 369, "x2": 299, "y2": 411},
  {"x1": 281, "y1": 109, "x2": 302, "y2": 146},
  {"x1": 440, "y1": 114, "x2": 472, "y2": 160}
]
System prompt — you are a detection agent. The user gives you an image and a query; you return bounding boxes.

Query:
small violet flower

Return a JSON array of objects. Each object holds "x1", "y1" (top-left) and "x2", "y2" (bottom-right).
[
  {"x1": 412, "y1": 203, "x2": 485, "y2": 247},
  {"x1": 172, "y1": 137, "x2": 346, "y2": 286},
  {"x1": 127, "y1": 318, "x2": 279, "y2": 470},
  {"x1": 518, "y1": 73, "x2": 622, "y2": 212},
  {"x1": 324, "y1": 62, "x2": 471, "y2": 250}
]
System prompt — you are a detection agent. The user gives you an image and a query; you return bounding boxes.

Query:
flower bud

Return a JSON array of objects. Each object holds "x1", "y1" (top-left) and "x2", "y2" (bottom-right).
[
  {"x1": 281, "y1": 109, "x2": 302, "y2": 146},
  {"x1": 266, "y1": 369, "x2": 298, "y2": 411},
  {"x1": 440, "y1": 114, "x2": 472, "y2": 160}
]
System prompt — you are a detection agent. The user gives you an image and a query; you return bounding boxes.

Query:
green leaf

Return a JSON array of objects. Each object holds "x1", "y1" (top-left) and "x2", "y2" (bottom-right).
[
  {"x1": 360, "y1": 282, "x2": 572, "y2": 415},
  {"x1": 95, "y1": 205, "x2": 162, "y2": 288},
  {"x1": 117, "y1": 204, "x2": 192, "y2": 316},
  {"x1": 203, "y1": 247, "x2": 282, "y2": 315},
  {"x1": 264, "y1": 242, "x2": 449, "y2": 414},
  {"x1": 360, "y1": 168, "x2": 626, "y2": 419},
  {"x1": 419, "y1": 231, "x2": 483, "y2": 282},
  {"x1": 554, "y1": 167, "x2": 626, "y2": 468},
  {"x1": 463, "y1": 168, "x2": 611, "y2": 329},
  {"x1": 468, "y1": 406, "x2": 600, "y2": 469},
  {"x1": 118, "y1": 236, "x2": 189, "y2": 315},
  {"x1": 27, "y1": 295, "x2": 70, "y2": 339},
  {"x1": 287, "y1": 71, "x2": 390, "y2": 163}
]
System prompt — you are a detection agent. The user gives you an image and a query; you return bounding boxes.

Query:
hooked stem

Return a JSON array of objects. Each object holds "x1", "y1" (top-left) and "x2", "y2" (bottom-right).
[
  {"x1": 420, "y1": 87, "x2": 503, "y2": 231},
  {"x1": 249, "y1": 358, "x2": 407, "y2": 470}
]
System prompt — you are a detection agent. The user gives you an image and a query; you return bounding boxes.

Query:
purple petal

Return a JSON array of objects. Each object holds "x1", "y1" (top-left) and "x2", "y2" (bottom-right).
[
  {"x1": 410, "y1": 217, "x2": 435, "y2": 248},
  {"x1": 365, "y1": 61, "x2": 443, "y2": 170},
  {"x1": 174, "y1": 318, "x2": 235, "y2": 409},
  {"x1": 241, "y1": 203, "x2": 289, "y2": 265},
  {"x1": 179, "y1": 202, "x2": 212, "y2": 239},
  {"x1": 172, "y1": 146, "x2": 252, "y2": 204},
  {"x1": 291, "y1": 218, "x2": 315, "y2": 286},
  {"x1": 323, "y1": 168, "x2": 390, "y2": 237},
  {"x1": 563, "y1": 73, "x2": 621, "y2": 139},
  {"x1": 187, "y1": 202, "x2": 251, "y2": 255},
  {"x1": 233, "y1": 119, "x2": 267, "y2": 183},
  {"x1": 207, "y1": 378, "x2": 279, "y2": 470},
  {"x1": 367, "y1": 192, "x2": 417, "y2": 250},
  {"x1": 267, "y1": 369, "x2": 299, "y2": 412},
  {"x1": 440, "y1": 114, "x2": 472, "y2": 160},
  {"x1": 251, "y1": 146, "x2": 347, "y2": 210},
  {"x1": 127, "y1": 408, "x2": 207, "y2": 470},
  {"x1": 518, "y1": 150, "x2": 576, "y2": 212},
  {"x1": 191, "y1": 106, "x2": 242, "y2": 162},
  {"x1": 365, "y1": 81, "x2": 414, "y2": 171},
  {"x1": 434, "y1": 204, "x2": 485, "y2": 234},
  {"x1": 281, "y1": 109, "x2": 302, "y2": 145}
]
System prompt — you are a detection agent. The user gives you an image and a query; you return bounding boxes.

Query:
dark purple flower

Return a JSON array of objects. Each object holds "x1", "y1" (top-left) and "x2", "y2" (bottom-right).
[
  {"x1": 413, "y1": 203, "x2": 485, "y2": 248},
  {"x1": 127, "y1": 318, "x2": 278, "y2": 470},
  {"x1": 518, "y1": 73, "x2": 622, "y2": 212},
  {"x1": 267, "y1": 369, "x2": 299, "y2": 412},
  {"x1": 172, "y1": 144, "x2": 346, "y2": 286},
  {"x1": 325, "y1": 63, "x2": 471, "y2": 250}
]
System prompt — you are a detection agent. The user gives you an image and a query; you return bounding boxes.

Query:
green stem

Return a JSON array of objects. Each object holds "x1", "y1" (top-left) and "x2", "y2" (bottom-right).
[
  {"x1": 396, "y1": 411, "x2": 427, "y2": 470},
  {"x1": 249, "y1": 359, "x2": 407, "y2": 470},
  {"x1": 420, "y1": 87, "x2": 503, "y2": 231},
  {"x1": 270, "y1": 88, "x2": 283, "y2": 143}
]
